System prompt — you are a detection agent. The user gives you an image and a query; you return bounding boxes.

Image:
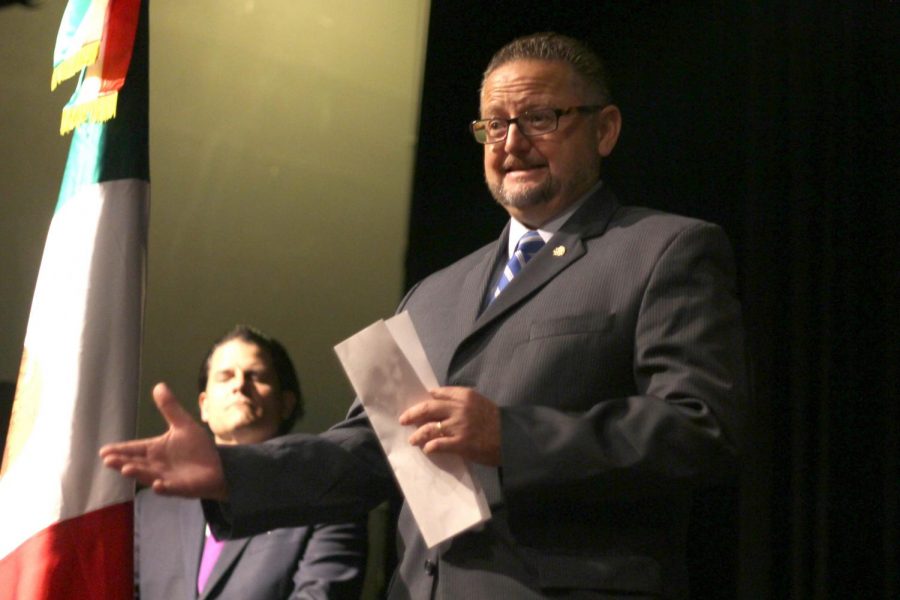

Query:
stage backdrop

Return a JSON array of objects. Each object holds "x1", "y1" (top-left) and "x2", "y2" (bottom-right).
[
  {"x1": 1, "y1": 1, "x2": 429, "y2": 597},
  {"x1": 0, "y1": 0, "x2": 430, "y2": 438},
  {"x1": 407, "y1": 2, "x2": 898, "y2": 600},
  {"x1": 3, "y1": 2, "x2": 897, "y2": 599}
]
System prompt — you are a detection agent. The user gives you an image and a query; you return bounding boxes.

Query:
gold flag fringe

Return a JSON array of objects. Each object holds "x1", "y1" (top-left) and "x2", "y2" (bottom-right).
[
  {"x1": 51, "y1": 41, "x2": 101, "y2": 91},
  {"x1": 59, "y1": 92, "x2": 118, "y2": 135}
]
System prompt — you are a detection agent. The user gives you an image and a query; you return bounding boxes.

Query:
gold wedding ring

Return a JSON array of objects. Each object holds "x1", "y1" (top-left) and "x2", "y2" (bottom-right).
[{"x1": 435, "y1": 420, "x2": 443, "y2": 436}]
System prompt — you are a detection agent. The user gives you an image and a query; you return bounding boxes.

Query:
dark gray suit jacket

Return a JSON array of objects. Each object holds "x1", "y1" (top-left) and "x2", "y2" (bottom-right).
[
  {"x1": 207, "y1": 186, "x2": 747, "y2": 599},
  {"x1": 136, "y1": 489, "x2": 366, "y2": 599}
]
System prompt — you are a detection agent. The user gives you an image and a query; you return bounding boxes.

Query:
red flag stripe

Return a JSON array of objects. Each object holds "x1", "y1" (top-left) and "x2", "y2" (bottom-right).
[
  {"x1": 97, "y1": 0, "x2": 141, "y2": 95},
  {"x1": 0, "y1": 502, "x2": 133, "y2": 600}
]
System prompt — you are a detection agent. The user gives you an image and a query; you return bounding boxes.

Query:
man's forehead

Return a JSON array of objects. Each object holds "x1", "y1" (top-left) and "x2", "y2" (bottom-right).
[
  {"x1": 480, "y1": 59, "x2": 583, "y2": 108},
  {"x1": 211, "y1": 340, "x2": 270, "y2": 366}
]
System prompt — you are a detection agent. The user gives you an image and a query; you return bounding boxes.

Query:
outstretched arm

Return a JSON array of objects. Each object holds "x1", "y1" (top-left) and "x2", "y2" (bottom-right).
[{"x1": 99, "y1": 382, "x2": 228, "y2": 500}]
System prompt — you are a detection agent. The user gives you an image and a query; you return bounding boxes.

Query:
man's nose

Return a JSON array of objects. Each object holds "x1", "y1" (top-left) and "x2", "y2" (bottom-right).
[
  {"x1": 233, "y1": 370, "x2": 250, "y2": 391},
  {"x1": 504, "y1": 122, "x2": 532, "y2": 154}
]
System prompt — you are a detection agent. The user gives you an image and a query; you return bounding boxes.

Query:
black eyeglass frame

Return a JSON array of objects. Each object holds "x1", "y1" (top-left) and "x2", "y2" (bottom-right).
[{"x1": 470, "y1": 105, "x2": 604, "y2": 144}]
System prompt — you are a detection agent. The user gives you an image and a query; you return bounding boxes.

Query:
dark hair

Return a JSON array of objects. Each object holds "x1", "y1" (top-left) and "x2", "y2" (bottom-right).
[
  {"x1": 482, "y1": 32, "x2": 613, "y2": 105},
  {"x1": 198, "y1": 325, "x2": 303, "y2": 434}
]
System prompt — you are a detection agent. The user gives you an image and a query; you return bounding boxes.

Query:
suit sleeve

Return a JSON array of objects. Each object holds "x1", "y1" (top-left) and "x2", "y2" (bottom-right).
[
  {"x1": 290, "y1": 519, "x2": 368, "y2": 600},
  {"x1": 205, "y1": 406, "x2": 397, "y2": 540},
  {"x1": 499, "y1": 221, "x2": 746, "y2": 502}
]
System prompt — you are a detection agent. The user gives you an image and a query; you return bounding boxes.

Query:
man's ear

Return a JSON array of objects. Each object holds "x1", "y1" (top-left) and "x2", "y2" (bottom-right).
[
  {"x1": 595, "y1": 104, "x2": 622, "y2": 157},
  {"x1": 280, "y1": 391, "x2": 297, "y2": 421},
  {"x1": 198, "y1": 391, "x2": 209, "y2": 424}
]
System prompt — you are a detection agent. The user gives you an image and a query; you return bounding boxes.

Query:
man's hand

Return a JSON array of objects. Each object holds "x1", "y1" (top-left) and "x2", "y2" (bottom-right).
[
  {"x1": 99, "y1": 383, "x2": 229, "y2": 500},
  {"x1": 399, "y1": 386, "x2": 501, "y2": 466}
]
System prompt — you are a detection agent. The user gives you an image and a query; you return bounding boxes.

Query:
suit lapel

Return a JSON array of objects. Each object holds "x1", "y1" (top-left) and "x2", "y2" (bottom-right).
[
  {"x1": 458, "y1": 233, "x2": 506, "y2": 328},
  {"x1": 432, "y1": 228, "x2": 507, "y2": 384},
  {"x1": 477, "y1": 231, "x2": 585, "y2": 325},
  {"x1": 177, "y1": 500, "x2": 205, "y2": 598}
]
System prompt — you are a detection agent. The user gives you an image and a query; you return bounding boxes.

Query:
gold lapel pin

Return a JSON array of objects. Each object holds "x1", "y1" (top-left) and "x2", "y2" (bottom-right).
[{"x1": 552, "y1": 245, "x2": 566, "y2": 257}]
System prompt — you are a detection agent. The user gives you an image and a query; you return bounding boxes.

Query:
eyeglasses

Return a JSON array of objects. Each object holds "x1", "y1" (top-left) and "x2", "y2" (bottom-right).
[{"x1": 470, "y1": 105, "x2": 603, "y2": 144}]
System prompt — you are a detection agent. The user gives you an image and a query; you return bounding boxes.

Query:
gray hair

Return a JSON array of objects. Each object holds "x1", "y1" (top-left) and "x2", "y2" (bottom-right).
[{"x1": 481, "y1": 32, "x2": 612, "y2": 105}]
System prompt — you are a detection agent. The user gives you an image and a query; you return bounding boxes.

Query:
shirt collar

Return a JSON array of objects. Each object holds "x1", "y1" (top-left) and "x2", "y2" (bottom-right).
[{"x1": 506, "y1": 180, "x2": 603, "y2": 256}]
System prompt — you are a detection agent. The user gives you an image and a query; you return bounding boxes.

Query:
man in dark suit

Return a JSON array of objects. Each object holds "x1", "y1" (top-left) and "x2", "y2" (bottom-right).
[
  {"x1": 104, "y1": 33, "x2": 746, "y2": 599},
  {"x1": 134, "y1": 326, "x2": 366, "y2": 599}
]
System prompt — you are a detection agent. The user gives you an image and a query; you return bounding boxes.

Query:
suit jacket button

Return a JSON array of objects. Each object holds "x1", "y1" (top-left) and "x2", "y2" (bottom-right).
[{"x1": 424, "y1": 559, "x2": 437, "y2": 576}]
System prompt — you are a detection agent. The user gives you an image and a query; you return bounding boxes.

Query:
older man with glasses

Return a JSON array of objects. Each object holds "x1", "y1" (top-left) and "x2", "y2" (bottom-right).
[{"x1": 103, "y1": 32, "x2": 747, "y2": 600}]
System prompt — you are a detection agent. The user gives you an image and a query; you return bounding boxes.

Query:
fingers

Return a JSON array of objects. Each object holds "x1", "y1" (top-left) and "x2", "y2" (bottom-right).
[
  {"x1": 406, "y1": 419, "x2": 442, "y2": 448},
  {"x1": 99, "y1": 438, "x2": 149, "y2": 463},
  {"x1": 99, "y1": 443, "x2": 136, "y2": 460},
  {"x1": 415, "y1": 422, "x2": 481, "y2": 462},
  {"x1": 99, "y1": 381, "x2": 182, "y2": 463},
  {"x1": 398, "y1": 387, "x2": 465, "y2": 426},
  {"x1": 401, "y1": 386, "x2": 502, "y2": 465},
  {"x1": 401, "y1": 390, "x2": 458, "y2": 448},
  {"x1": 151, "y1": 479, "x2": 173, "y2": 495},
  {"x1": 421, "y1": 435, "x2": 456, "y2": 456},
  {"x1": 121, "y1": 464, "x2": 164, "y2": 489},
  {"x1": 398, "y1": 399, "x2": 440, "y2": 427},
  {"x1": 427, "y1": 386, "x2": 467, "y2": 401},
  {"x1": 100, "y1": 447, "x2": 142, "y2": 466},
  {"x1": 99, "y1": 382, "x2": 228, "y2": 499},
  {"x1": 100, "y1": 441, "x2": 159, "y2": 486},
  {"x1": 99, "y1": 450, "x2": 163, "y2": 489},
  {"x1": 152, "y1": 382, "x2": 191, "y2": 429}
]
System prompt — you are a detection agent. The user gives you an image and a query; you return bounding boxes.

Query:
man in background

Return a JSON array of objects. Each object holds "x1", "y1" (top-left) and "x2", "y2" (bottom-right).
[{"x1": 135, "y1": 325, "x2": 367, "y2": 599}]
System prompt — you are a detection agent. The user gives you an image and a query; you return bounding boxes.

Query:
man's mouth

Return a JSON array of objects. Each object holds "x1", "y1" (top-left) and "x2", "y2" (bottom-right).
[{"x1": 503, "y1": 162, "x2": 546, "y2": 174}]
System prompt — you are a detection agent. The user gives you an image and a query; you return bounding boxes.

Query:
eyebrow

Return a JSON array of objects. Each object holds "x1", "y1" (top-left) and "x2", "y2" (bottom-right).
[
  {"x1": 480, "y1": 102, "x2": 556, "y2": 117},
  {"x1": 212, "y1": 364, "x2": 270, "y2": 376}
]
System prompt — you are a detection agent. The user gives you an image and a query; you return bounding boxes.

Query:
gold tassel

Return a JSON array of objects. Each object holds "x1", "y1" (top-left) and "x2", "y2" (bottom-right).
[
  {"x1": 51, "y1": 41, "x2": 101, "y2": 91},
  {"x1": 59, "y1": 92, "x2": 119, "y2": 135}
]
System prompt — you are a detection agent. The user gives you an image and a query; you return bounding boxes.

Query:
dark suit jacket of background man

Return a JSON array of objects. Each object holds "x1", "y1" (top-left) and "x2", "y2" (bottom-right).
[
  {"x1": 136, "y1": 488, "x2": 366, "y2": 599},
  {"x1": 204, "y1": 184, "x2": 747, "y2": 599}
]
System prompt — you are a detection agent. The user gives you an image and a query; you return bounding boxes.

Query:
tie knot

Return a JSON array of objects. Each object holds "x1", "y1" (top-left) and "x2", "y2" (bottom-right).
[{"x1": 515, "y1": 230, "x2": 544, "y2": 260}]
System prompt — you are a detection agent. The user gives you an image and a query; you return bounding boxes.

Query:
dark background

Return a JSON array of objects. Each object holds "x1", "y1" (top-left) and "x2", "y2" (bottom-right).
[
  {"x1": 407, "y1": 1, "x2": 898, "y2": 598},
  {"x1": 2, "y1": 2, "x2": 896, "y2": 598}
]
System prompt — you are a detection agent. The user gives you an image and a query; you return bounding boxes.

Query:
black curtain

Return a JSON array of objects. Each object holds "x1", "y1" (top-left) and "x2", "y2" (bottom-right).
[
  {"x1": 407, "y1": 2, "x2": 898, "y2": 598},
  {"x1": 0, "y1": 382, "x2": 13, "y2": 454}
]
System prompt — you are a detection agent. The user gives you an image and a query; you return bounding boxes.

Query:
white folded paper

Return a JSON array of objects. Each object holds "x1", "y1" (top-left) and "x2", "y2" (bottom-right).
[{"x1": 333, "y1": 312, "x2": 491, "y2": 548}]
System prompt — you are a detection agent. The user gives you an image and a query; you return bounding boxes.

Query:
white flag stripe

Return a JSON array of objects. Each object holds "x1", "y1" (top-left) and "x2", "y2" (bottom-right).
[{"x1": 0, "y1": 178, "x2": 147, "y2": 560}]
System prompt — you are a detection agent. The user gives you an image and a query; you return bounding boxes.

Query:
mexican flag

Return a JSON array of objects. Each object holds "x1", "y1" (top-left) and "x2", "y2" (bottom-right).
[{"x1": 0, "y1": 1, "x2": 148, "y2": 597}]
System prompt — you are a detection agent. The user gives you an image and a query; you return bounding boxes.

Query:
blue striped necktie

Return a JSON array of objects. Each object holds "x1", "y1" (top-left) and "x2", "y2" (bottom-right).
[{"x1": 491, "y1": 230, "x2": 545, "y2": 302}]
